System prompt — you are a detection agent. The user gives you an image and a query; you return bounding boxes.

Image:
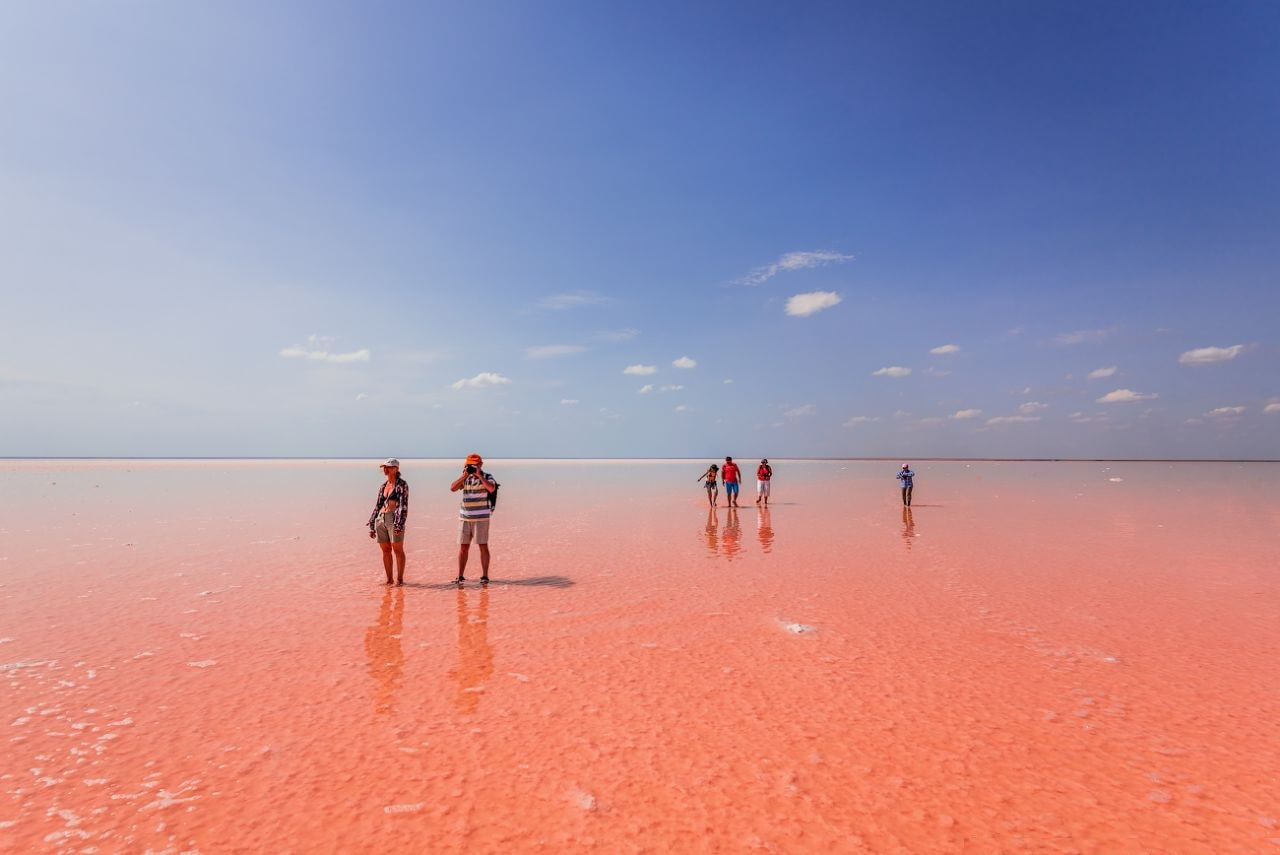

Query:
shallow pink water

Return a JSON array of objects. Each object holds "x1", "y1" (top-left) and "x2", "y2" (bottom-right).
[{"x1": 2, "y1": 460, "x2": 1278, "y2": 852}]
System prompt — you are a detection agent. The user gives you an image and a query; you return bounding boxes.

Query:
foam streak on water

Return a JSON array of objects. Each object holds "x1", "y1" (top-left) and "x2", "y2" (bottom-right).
[{"x1": 0, "y1": 459, "x2": 1277, "y2": 851}]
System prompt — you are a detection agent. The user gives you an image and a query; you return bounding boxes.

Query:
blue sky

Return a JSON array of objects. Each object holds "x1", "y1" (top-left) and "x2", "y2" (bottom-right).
[{"x1": 2, "y1": 1, "x2": 1277, "y2": 458}]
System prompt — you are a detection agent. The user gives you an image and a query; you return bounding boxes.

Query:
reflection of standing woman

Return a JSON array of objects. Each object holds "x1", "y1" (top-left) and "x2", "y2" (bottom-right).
[
  {"x1": 698, "y1": 464, "x2": 720, "y2": 507},
  {"x1": 368, "y1": 458, "x2": 409, "y2": 585}
]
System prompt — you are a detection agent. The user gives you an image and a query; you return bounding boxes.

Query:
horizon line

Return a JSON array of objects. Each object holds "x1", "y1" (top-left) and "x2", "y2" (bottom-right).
[{"x1": 2, "y1": 456, "x2": 1276, "y2": 464}]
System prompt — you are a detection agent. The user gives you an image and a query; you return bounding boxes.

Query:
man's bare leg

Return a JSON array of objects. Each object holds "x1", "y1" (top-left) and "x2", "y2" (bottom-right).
[
  {"x1": 392, "y1": 544, "x2": 406, "y2": 585},
  {"x1": 379, "y1": 543, "x2": 394, "y2": 584},
  {"x1": 457, "y1": 544, "x2": 469, "y2": 582},
  {"x1": 478, "y1": 545, "x2": 491, "y2": 583}
]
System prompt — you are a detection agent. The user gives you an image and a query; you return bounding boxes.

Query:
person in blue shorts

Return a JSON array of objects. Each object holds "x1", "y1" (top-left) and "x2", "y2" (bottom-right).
[{"x1": 721, "y1": 456, "x2": 742, "y2": 507}]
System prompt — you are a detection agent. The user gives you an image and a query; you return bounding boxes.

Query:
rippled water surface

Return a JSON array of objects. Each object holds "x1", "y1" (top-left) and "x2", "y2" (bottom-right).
[{"x1": 2, "y1": 459, "x2": 1278, "y2": 852}]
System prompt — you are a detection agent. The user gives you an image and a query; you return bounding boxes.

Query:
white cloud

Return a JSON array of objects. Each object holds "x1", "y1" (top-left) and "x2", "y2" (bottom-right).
[
  {"x1": 674, "y1": 405, "x2": 688, "y2": 413},
  {"x1": 306, "y1": 334, "x2": 335, "y2": 348},
  {"x1": 637, "y1": 384, "x2": 654, "y2": 394},
  {"x1": 1265, "y1": 402, "x2": 1280, "y2": 414},
  {"x1": 525, "y1": 344, "x2": 587, "y2": 360},
  {"x1": 736, "y1": 250, "x2": 853, "y2": 286},
  {"x1": 784, "y1": 404, "x2": 817, "y2": 418},
  {"x1": 280, "y1": 345, "x2": 371, "y2": 364},
  {"x1": 659, "y1": 384, "x2": 684, "y2": 392},
  {"x1": 785, "y1": 291, "x2": 842, "y2": 317},
  {"x1": 986, "y1": 415, "x2": 1041, "y2": 425},
  {"x1": 1018, "y1": 401, "x2": 1048, "y2": 414},
  {"x1": 560, "y1": 398, "x2": 579, "y2": 405},
  {"x1": 450, "y1": 372, "x2": 512, "y2": 390},
  {"x1": 1088, "y1": 366, "x2": 1117, "y2": 379},
  {"x1": 538, "y1": 290, "x2": 607, "y2": 310},
  {"x1": 842, "y1": 415, "x2": 879, "y2": 427},
  {"x1": 1206, "y1": 406, "x2": 1246, "y2": 417},
  {"x1": 1097, "y1": 388, "x2": 1158, "y2": 403},
  {"x1": 623, "y1": 364, "x2": 657, "y2": 376},
  {"x1": 355, "y1": 393, "x2": 367, "y2": 401},
  {"x1": 598, "y1": 328, "x2": 639, "y2": 341},
  {"x1": 1179, "y1": 344, "x2": 1245, "y2": 365},
  {"x1": 723, "y1": 379, "x2": 734, "y2": 384},
  {"x1": 930, "y1": 344, "x2": 960, "y2": 355},
  {"x1": 924, "y1": 366, "x2": 952, "y2": 377},
  {"x1": 873, "y1": 366, "x2": 912, "y2": 378},
  {"x1": 672, "y1": 356, "x2": 697, "y2": 369},
  {"x1": 951, "y1": 409, "x2": 982, "y2": 420},
  {"x1": 1055, "y1": 328, "x2": 1115, "y2": 345}
]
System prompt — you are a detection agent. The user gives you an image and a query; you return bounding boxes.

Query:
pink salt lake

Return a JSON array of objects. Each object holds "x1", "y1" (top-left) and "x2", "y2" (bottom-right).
[{"x1": 1, "y1": 459, "x2": 1278, "y2": 853}]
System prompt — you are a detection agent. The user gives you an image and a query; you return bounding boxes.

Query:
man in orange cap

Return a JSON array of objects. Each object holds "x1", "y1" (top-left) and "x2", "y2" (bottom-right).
[{"x1": 450, "y1": 453, "x2": 497, "y2": 583}]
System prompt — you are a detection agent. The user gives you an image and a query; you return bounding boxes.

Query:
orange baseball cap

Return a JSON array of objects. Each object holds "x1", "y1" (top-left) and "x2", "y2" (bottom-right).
[{"x1": 465, "y1": 453, "x2": 483, "y2": 466}]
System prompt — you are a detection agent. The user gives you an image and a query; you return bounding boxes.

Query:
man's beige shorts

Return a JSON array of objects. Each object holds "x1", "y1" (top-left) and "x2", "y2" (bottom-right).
[
  {"x1": 458, "y1": 519, "x2": 490, "y2": 545},
  {"x1": 374, "y1": 512, "x2": 404, "y2": 544}
]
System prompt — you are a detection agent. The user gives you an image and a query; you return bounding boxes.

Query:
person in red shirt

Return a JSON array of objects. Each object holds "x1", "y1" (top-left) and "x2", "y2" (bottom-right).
[
  {"x1": 755, "y1": 458, "x2": 773, "y2": 505},
  {"x1": 721, "y1": 456, "x2": 742, "y2": 507}
]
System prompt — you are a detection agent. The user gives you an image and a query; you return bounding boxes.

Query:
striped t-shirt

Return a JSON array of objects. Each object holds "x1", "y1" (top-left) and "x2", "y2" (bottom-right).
[{"x1": 459, "y1": 473, "x2": 492, "y2": 521}]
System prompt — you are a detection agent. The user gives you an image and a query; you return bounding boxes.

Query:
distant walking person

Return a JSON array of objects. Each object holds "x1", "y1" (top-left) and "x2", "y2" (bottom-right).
[
  {"x1": 450, "y1": 453, "x2": 497, "y2": 584},
  {"x1": 897, "y1": 464, "x2": 915, "y2": 507},
  {"x1": 698, "y1": 463, "x2": 720, "y2": 507},
  {"x1": 722, "y1": 456, "x2": 742, "y2": 508},
  {"x1": 755, "y1": 458, "x2": 773, "y2": 505},
  {"x1": 368, "y1": 458, "x2": 409, "y2": 585}
]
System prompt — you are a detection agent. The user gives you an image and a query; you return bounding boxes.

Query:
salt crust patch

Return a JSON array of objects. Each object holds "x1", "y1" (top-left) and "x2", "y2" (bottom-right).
[
  {"x1": 187, "y1": 661, "x2": 217, "y2": 668},
  {"x1": 384, "y1": 803, "x2": 423, "y2": 814}
]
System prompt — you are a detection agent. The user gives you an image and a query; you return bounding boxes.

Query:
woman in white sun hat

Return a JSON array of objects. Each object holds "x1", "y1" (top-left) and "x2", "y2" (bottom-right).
[{"x1": 368, "y1": 458, "x2": 409, "y2": 584}]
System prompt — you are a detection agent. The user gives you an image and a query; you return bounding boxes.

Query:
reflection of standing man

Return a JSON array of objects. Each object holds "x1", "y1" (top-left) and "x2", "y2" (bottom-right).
[
  {"x1": 364, "y1": 587, "x2": 404, "y2": 716},
  {"x1": 757, "y1": 506, "x2": 774, "y2": 553},
  {"x1": 449, "y1": 586, "x2": 493, "y2": 715},
  {"x1": 722, "y1": 507, "x2": 742, "y2": 560},
  {"x1": 721, "y1": 456, "x2": 742, "y2": 508},
  {"x1": 897, "y1": 464, "x2": 915, "y2": 507},
  {"x1": 755, "y1": 459, "x2": 773, "y2": 506}
]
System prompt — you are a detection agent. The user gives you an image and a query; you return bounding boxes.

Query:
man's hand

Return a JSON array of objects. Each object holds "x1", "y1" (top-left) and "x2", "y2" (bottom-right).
[
  {"x1": 394, "y1": 528, "x2": 404, "y2": 536},
  {"x1": 369, "y1": 530, "x2": 376, "y2": 539}
]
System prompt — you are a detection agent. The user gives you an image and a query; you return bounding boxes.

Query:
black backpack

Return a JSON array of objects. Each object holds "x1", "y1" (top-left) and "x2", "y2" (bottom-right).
[{"x1": 486, "y1": 472, "x2": 500, "y2": 510}]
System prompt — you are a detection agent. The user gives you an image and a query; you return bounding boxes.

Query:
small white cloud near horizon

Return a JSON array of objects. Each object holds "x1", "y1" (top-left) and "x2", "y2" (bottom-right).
[
  {"x1": 873, "y1": 366, "x2": 912, "y2": 378},
  {"x1": 987, "y1": 415, "x2": 1041, "y2": 425},
  {"x1": 638, "y1": 384, "x2": 654, "y2": 394},
  {"x1": 785, "y1": 290, "x2": 842, "y2": 317},
  {"x1": 672, "y1": 356, "x2": 697, "y2": 369},
  {"x1": 723, "y1": 378, "x2": 734, "y2": 384},
  {"x1": 280, "y1": 344, "x2": 371, "y2": 364},
  {"x1": 951, "y1": 409, "x2": 982, "y2": 420},
  {"x1": 623, "y1": 364, "x2": 657, "y2": 376},
  {"x1": 924, "y1": 366, "x2": 952, "y2": 377},
  {"x1": 1088, "y1": 366, "x2": 1117, "y2": 379},
  {"x1": 843, "y1": 415, "x2": 879, "y2": 427},
  {"x1": 450, "y1": 372, "x2": 512, "y2": 390},
  {"x1": 538, "y1": 290, "x2": 607, "y2": 310},
  {"x1": 784, "y1": 404, "x2": 817, "y2": 418},
  {"x1": 659, "y1": 384, "x2": 684, "y2": 392},
  {"x1": 1097, "y1": 388, "x2": 1158, "y2": 403},
  {"x1": 1179, "y1": 344, "x2": 1246, "y2": 365},
  {"x1": 1018, "y1": 401, "x2": 1048, "y2": 414},
  {"x1": 930, "y1": 344, "x2": 960, "y2": 355},
  {"x1": 598, "y1": 328, "x2": 639, "y2": 341},
  {"x1": 1263, "y1": 402, "x2": 1280, "y2": 413},
  {"x1": 674, "y1": 405, "x2": 688, "y2": 413},
  {"x1": 355, "y1": 392, "x2": 367, "y2": 401},
  {"x1": 736, "y1": 250, "x2": 853, "y2": 286},
  {"x1": 525, "y1": 344, "x2": 587, "y2": 360},
  {"x1": 1206, "y1": 406, "x2": 1246, "y2": 417},
  {"x1": 560, "y1": 398, "x2": 579, "y2": 405},
  {"x1": 1055, "y1": 328, "x2": 1115, "y2": 345}
]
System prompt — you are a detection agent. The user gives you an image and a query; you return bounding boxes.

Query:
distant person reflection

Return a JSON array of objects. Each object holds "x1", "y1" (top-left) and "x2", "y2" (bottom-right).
[
  {"x1": 901, "y1": 507, "x2": 915, "y2": 550},
  {"x1": 364, "y1": 587, "x2": 404, "y2": 716},
  {"x1": 704, "y1": 507, "x2": 719, "y2": 556},
  {"x1": 757, "y1": 506, "x2": 774, "y2": 553},
  {"x1": 722, "y1": 507, "x2": 742, "y2": 560},
  {"x1": 449, "y1": 586, "x2": 493, "y2": 715}
]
